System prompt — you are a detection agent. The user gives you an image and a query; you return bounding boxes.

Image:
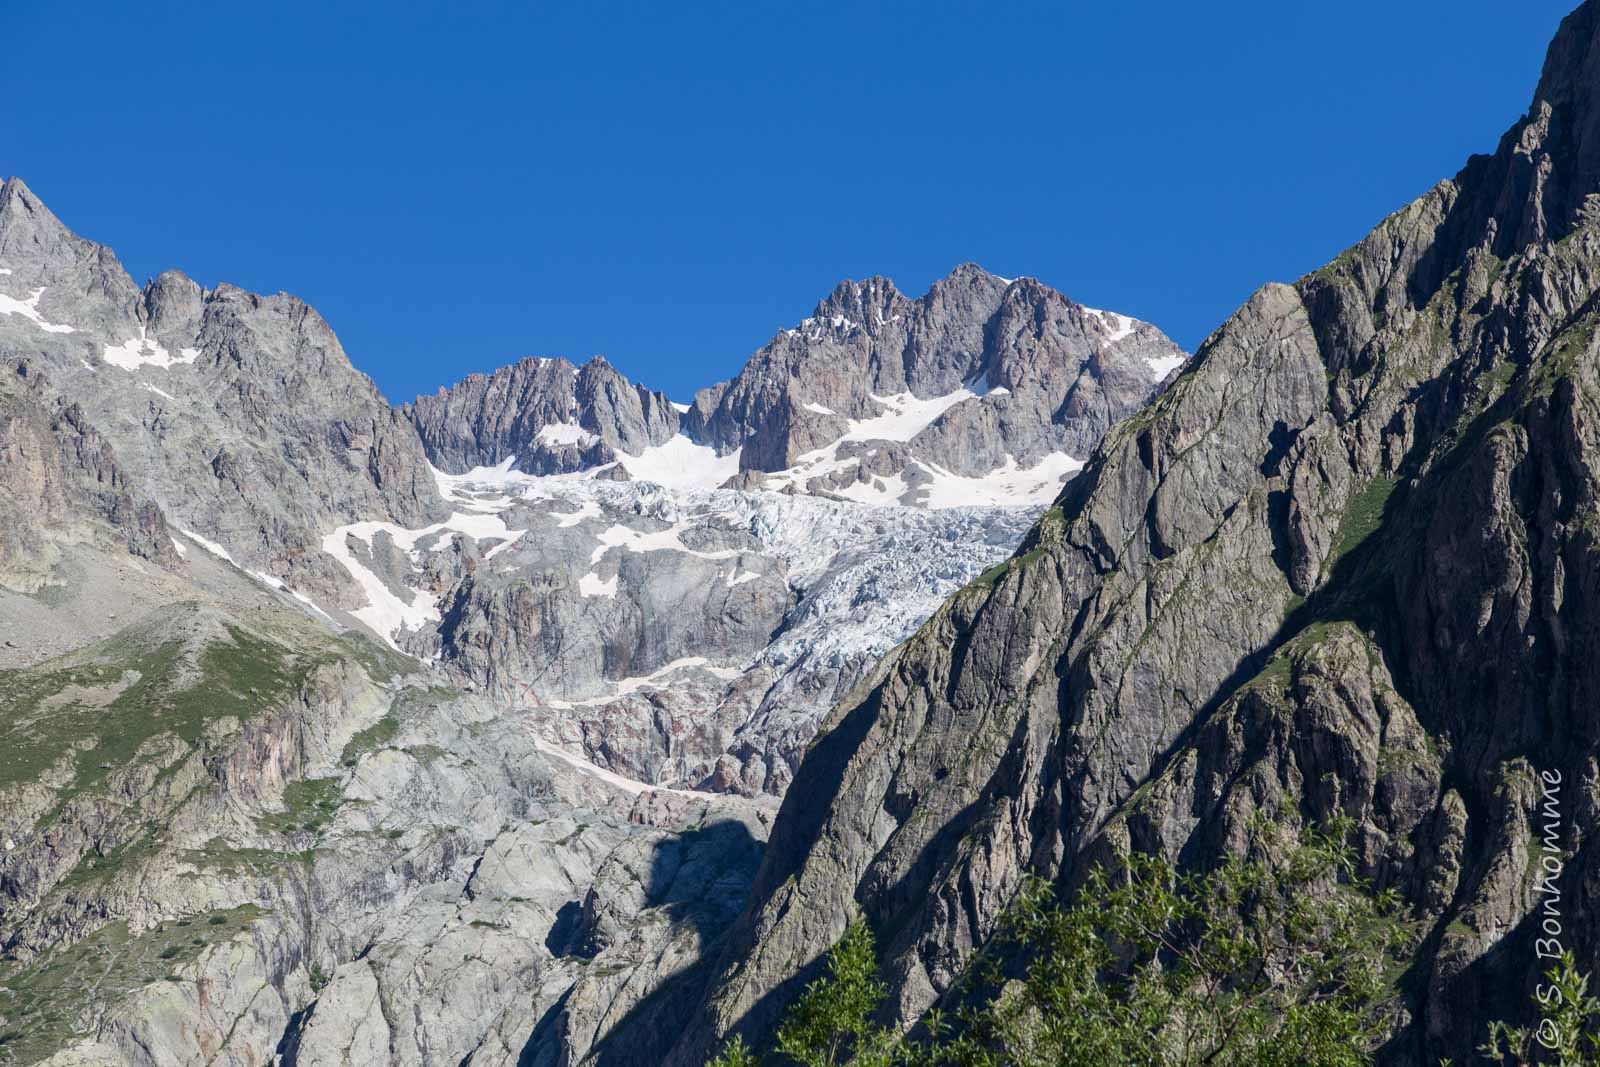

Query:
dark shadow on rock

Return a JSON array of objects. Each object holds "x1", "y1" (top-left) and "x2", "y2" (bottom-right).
[
  {"x1": 522, "y1": 818, "x2": 764, "y2": 1067},
  {"x1": 517, "y1": 985, "x2": 573, "y2": 1067},
  {"x1": 544, "y1": 898, "x2": 592, "y2": 959},
  {"x1": 275, "y1": 1000, "x2": 314, "y2": 1067},
  {"x1": 644, "y1": 818, "x2": 762, "y2": 941}
]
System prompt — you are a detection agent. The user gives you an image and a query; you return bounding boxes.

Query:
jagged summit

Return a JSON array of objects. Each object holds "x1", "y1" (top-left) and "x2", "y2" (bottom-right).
[
  {"x1": 7, "y1": 5, "x2": 1600, "y2": 1064},
  {"x1": 658, "y1": 5, "x2": 1600, "y2": 1063},
  {"x1": 403, "y1": 258, "x2": 1187, "y2": 508},
  {"x1": 0, "y1": 165, "x2": 1178, "y2": 1060}
]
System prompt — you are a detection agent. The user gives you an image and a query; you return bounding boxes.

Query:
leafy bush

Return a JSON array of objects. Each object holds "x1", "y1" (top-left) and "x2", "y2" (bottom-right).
[
  {"x1": 773, "y1": 921, "x2": 899, "y2": 1067},
  {"x1": 1478, "y1": 952, "x2": 1600, "y2": 1066},
  {"x1": 710, "y1": 820, "x2": 1413, "y2": 1067}
]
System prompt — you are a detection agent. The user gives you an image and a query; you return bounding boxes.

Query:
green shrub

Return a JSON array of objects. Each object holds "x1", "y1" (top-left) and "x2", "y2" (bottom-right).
[
  {"x1": 714, "y1": 820, "x2": 1412, "y2": 1067},
  {"x1": 1480, "y1": 952, "x2": 1600, "y2": 1065}
]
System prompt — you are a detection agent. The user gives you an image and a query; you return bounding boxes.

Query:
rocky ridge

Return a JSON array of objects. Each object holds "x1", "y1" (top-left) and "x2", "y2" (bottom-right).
[
  {"x1": 0, "y1": 176, "x2": 1183, "y2": 805},
  {"x1": 0, "y1": 163, "x2": 1184, "y2": 1063},
  {"x1": 0, "y1": 177, "x2": 444, "y2": 608},
  {"x1": 658, "y1": 7, "x2": 1600, "y2": 1065},
  {"x1": 406, "y1": 265, "x2": 1187, "y2": 509}
]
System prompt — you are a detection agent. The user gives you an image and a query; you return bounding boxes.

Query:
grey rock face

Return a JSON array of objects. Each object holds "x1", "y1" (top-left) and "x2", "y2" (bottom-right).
[
  {"x1": 407, "y1": 356, "x2": 583, "y2": 471},
  {"x1": 683, "y1": 265, "x2": 1187, "y2": 483},
  {"x1": 0, "y1": 100, "x2": 1195, "y2": 1065},
  {"x1": 0, "y1": 362, "x2": 176, "y2": 593},
  {"x1": 404, "y1": 354, "x2": 683, "y2": 476},
  {"x1": 0, "y1": 572, "x2": 774, "y2": 1067},
  {"x1": 662, "y1": 7, "x2": 1600, "y2": 1065},
  {"x1": 0, "y1": 177, "x2": 445, "y2": 605},
  {"x1": 407, "y1": 265, "x2": 1187, "y2": 511}
]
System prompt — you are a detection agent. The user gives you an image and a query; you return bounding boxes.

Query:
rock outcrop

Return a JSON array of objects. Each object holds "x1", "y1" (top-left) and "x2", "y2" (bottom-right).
[
  {"x1": 663, "y1": 7, "x2": 1600, "y2": 1065},
  {"x1": 0, "y1": 362, "x2": 175, "y2": 593},
  {"x1": 408, "y1": 265, "x2": 1188, "y2": 509},
  {"x1": 0, "y1": 177, "x2": 444, "y2": 605},
  {"x1": 0, "y1": 162, "x2": 1188, "y2": 1063},
  {"x1": 686, "y1": 266, "x2": 1186, "y2": 495},
  {"x1": 404, "y1": 354, "x2": 683, "y2": 476}
]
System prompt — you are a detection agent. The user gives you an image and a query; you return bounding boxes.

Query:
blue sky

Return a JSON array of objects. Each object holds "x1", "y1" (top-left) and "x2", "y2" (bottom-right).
[{"x1": 3, "y1": 2, "x2": 1570, "y2": 405}]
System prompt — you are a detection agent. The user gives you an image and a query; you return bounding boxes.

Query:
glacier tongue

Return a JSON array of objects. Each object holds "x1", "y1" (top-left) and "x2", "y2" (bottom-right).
[{"x1": 315, "y1": 458, "x2": 1041, "y2": 794}]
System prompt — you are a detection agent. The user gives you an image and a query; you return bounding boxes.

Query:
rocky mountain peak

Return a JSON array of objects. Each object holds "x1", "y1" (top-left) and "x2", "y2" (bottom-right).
[
  {"x1": 404, "y1": 262, "x2": 1186, "y2": 509},
  {"x1": 1522, "y1": 0, "x2": 1600, "y2": 236},
  {"x1": 657, "y1": 7, "x2": 1600, "y2": 1062},
  {"x1": 0, "y1": 176, "x2": 77, "y2": 261},
  {"x1": 808, "y1": 274, "x2": 907, "y2": 337}
]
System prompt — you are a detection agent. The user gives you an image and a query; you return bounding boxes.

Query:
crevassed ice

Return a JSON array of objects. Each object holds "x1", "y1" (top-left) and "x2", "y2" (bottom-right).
[{"x1": 770, "y1": 450, "x2": 1080, "y2": 510}]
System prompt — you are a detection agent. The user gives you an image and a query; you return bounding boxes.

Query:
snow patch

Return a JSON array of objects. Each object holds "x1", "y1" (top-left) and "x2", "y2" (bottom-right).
[
  {"x1": 802, "y1": 402, "x2": 836, "y2": 416},
  {"x1": 483, "y1": 531, "x2": 526, "y2": 560},
  {"x1": 0, "y1": 287, "x2": 76, "y2": 334},
  {"x1": 841, "y1": 388, "x2": 976, "y2": 443},
  {"x1": 832, "y1": 472, "x2": 911, "y2": 507},
  {"x1": 290, "y1": 589, "x2": 339, "y2": 623},
  {"x1": 179, "y1": 528, "x2": 237, "y2": 565},
  {"x1": 589, "y1": 521, "x2": 741, "y2": 565},
  {"x1": 1146, "y1": 352, "x2": 1187, "y2": 379},
  {"x1": 536, "y1": 422, "x2": 597, "y2": 447},
  {"x1": 616, "y1": 435, "x2": 742, "y2": 491},
  {"x1": 552, "y1": 499, "x2": 602, "y2": 528},
  {"x1": 1081, "y1": 306, "x2": 1138, "y2": 343},
  {"x1": 578, "y1": 571, "x2": 619, "y2": 598},
  {"x1": 909, "y1": 453, "x2": 1084, "y2": 510},
  {"x1": 322, "y1": 511, "x2": 526, "y2": 648},
  {"x1": 529, "y1": 733, "x2": 700, "y2": 797},
  {"x1": 251, "y1": 570, "x2": 285, "y2": 590},
  {"x1": 788, "y1": 313, "x2": 862, "y2": 340},
  {"x1": 141, "y1": 383, "x2": 176, "y2": 402},
  {"x1": 103, "y1": 327, "x2": 199, "y2": 370}
]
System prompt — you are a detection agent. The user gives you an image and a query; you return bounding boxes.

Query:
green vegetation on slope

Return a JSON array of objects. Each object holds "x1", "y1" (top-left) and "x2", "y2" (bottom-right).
[
  {"x1": 256, "y1": 775, "x2": 344, "y2": 834},
  {"x1": 710, "y1": 821, "x2": 1413, "y2": 1067},
  {"x1": 0, "y1": 616, "x2": 322, "y2": 818},
  {"x1": 0, "y1": 906, "x2": 261, "y2": 1065},
  {"x1": 1327, "y1": 475, "x2": 1398, "y2": 571},
  {"x1": 710, "y1": 825, "x2": 1600, "y2": 1066}
]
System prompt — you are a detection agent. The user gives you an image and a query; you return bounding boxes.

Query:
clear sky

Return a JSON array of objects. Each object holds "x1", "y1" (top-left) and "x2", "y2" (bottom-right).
[{"x1": 3, "y1": 2, "x2": 1571, "y2": 405}]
